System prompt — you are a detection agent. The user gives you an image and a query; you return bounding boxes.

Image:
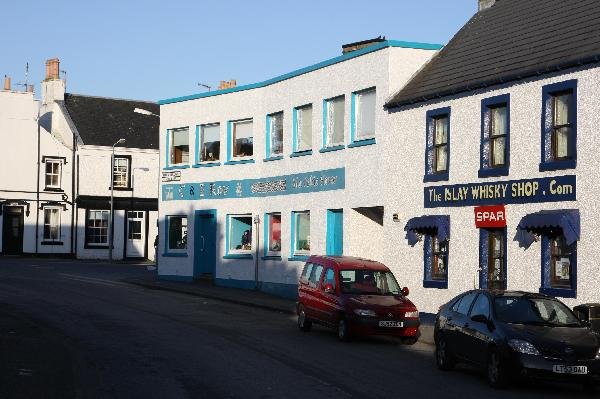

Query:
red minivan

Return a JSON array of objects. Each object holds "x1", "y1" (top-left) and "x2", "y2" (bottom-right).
[{"x1": 297, "y1": 255, "x2": 420, "y2": 343}]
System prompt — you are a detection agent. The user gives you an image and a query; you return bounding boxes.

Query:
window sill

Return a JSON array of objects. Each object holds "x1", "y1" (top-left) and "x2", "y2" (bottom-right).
[
  {"x1": 319, "y1": 145, "x2": 345, "y2": 153},
  {"x1": 262, "y1": 255, "x2": 282, "y2": 260},
  {"x1": 164, "y1": 165, "x2": 190, "y2": 170},
  {"x1": 84, "y1": 244, "x2": 109, "y2": 249},
  {"x1": 290, "y1": 150, "x2": 313, "y2": 158},
  {"x1": 288, "y1": 255, "x2": 309, "y2": 262},
  {"x1": 539, "y1": 159, "x2": 576, "y2": 172},
  {"x1": 348, "y1": 138, "x2": 376, "y2": 148},
  {"x1": 109, "y1": 187, "x2": 133, "y2": 191},
  {"x1": 478, "y1": 167, "x2": 509, "y2": 178},
  {"x1": 423, "y1": 173, "x2": 449, "y2": 183},
  {"x1": 423, "y1": 280, "x2": 448, "y2": 289},
  {"x1": 224, "y1": 159, "x2": 255, "y2": 165},
  {"x1": 41, "y1": 241, "x2": 64, "y2": 246},
  {"x1": 44, "y1": 187, "x2": 64, "y2": 192},
  {"x1": 263, "y1": 155, "x2": 284, "y2": 162},
  {"x1": 193, "y1": 162, "x2": 221, "y2": 168},
  {"x1": 162, "y1": 252, "x2": 189, "y2": 257},
  {"x1": 539, "y1": 286, "x2": 576, "y2": 298},
  {"x1": 223, "y1": 254, "x2": 253, "y2": 259}
]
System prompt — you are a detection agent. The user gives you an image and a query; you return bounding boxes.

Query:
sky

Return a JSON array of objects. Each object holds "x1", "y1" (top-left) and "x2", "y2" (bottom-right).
[{"x1": 2, "y1": 1, "x2": 476, "y2": 102}]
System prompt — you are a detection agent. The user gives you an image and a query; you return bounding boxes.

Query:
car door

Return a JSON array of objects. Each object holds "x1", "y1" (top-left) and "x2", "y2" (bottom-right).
[
  {"x1": 317, "y1": 267, "x2": 339, "y2": 326},
  {"x1": 463, "y1": 293, "x2": 493, "y2": 365},
  {"x1": 447, "y1": 291, "x2": 479, "y2": 360},
  {"x1": 298, "y1": 263, "x2": 314, "y2": 316},
  {"x1": 306, "y1": 263, "x2": 325, "y2": 321}
]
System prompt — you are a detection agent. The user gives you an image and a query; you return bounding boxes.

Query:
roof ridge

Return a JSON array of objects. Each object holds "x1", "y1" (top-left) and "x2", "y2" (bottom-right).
[{"x1": 65, "y1": 92, "x2": 157, "y2": 105}]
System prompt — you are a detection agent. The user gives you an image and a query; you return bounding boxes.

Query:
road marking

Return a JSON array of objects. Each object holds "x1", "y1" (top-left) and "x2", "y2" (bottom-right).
[{"x1": 58, "y1": 273, "x2": 130, "y2": 287}]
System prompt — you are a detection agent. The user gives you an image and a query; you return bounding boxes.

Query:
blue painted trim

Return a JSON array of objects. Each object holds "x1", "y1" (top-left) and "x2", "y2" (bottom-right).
[
  {"x1": 263, "y1": 212, "x2": 269, "y2": 258},
  {"x1": 194, "y1": 125, "x2": 200, "y2": 165},
  {"x1": 265, "y1": 114, "x2": 271, "y2": 159},
  {"x1": 539, "y1": 235, "x2": 577, "y2": 298},
  {"x1": 290, "y1": 211, "x2": 310, "y2": 259},
  {"x1": 288, "y1": 256, "x2": 309, "y2": 262},
  {"x1": 214, "y1": 278, "x2": 298, "y2": 299},
  {"x1": 159, "y1": 40, "x2": 443, "y2": 105},
  {"x1": 290, "y1": 150, "x2": 312, "y2": 158},
  {"x1": 263, "y1": 156, "x2": 283, "y2": 162},
  {"x1": 215, "y1": 278, "x2": 256, "y2": 291},
  {"x1": 423, "y1": 107, "x2": 451, "y2": 183},
  {"x1": 539, "y1": 79, "x2": 577, "y2": 172},
  {"x1": 479, "y1": 94, "x2": 510, "y2": 178},
  {"x1": 326, "y1": 209, "x2": 343, "y2": 256},
  {"x1": 223, "y1": 254, "x2": 253, "y2": 259},
  {"x1": 224, "y1": 159, "x2": 255, "y2": 165},
  {"x1": 478, "y1": 228, "x2": 507, "y2": 289},
  {"x1": 194, "y1": 209, "x2": 217, "y2": 278},
  {"x1": 165, "y1": 128, "x2": 170, "y2": 167},
  {"x1": 162, "y1": 252, "x2": 188, "y2": 257},
  {"x1": 192, "y1": 162, "x2": 221, "y2": 168},
  {"x1": 262, "y1": 255, "x2": 282, "y2": 261},
  {"x1": 423, "y1": 280, "x2": 448, "y2": 289},
  {"x1": 292, "y1": 106, "x2": 299, "y2": 153},
  {"x1": 319, "y1": 145, "x2": 345, "y2": 153},
  {"x1": 159, "y1": 275, "x2": 193, "y2": 282},
  {"x1": 164, "y1": 214, "x2": 189, "y2": 257},
  {"x1": 347, "y1": 138, "x2": 376, "y2": 148},
  {"x1": 226, "y1": 121, "x2": 232, "y2": 161},
  {"x1": 163, "y1": 165, "x2": 190, "y2": 170}
]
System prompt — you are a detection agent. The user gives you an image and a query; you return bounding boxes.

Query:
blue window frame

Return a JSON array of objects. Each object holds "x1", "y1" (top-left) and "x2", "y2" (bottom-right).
[
  {"x1": 320, "y1": 96, "x2": 345, "y2": 153},
  {"x1": 423, "y1": 233, "x2": 448, "y2": 288},
  {"x1": 225, "y1": 119, "x2": 255, "y2": 165},
  {"x1": 540, "y1": 234, "x2": 577, "y2": 298},
  {"x1": 424, "y1": 107, "x2": 450, "y2": 182},
  {"x1": 291, "y1": 104, "x2": 313, "y2": 157},
  {"x1": 165, "y1": 127, "x2": 191, "y2": 170},
  {"x1": 539, "y1": 79, "x2": 577, "y2": 172},
  {"x1": 194, "y1": 123, "x2": 221, "y2": 167},
  {"x1": 163, "y1": 214, "x2": 188, "y2": 257},
  {"x1": 478, "y1": 228, "x2": 507, "y2": 289},
  {"x1": 479, "y1": 94, "x2": 510, "y2": 178},
  {"x1": 289, "y1": 211, "x2": 310, "y2": 261},
  {"x1": 349, "y1": 87, "x2": 376, "y2": 148},
  {"x1": 265, "y1": 112, "x2": 284, "y2": 161},
  {"x1": 224, "y1": 214, "x2": 253, "y2": 259}
]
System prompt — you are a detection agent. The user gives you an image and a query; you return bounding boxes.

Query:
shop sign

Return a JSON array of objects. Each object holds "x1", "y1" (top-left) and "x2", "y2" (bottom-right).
[
  {"x1": 424, "y1": 175, "x2": 575, "y2": 208},
  {"x1": 161, "y1": 167, "x2": 345, "y2": 201},
  {"x1": 474, "y1": 205, "x2": 506, "y2": 228},
  {"x1": 161, "y1": 170, "x2": 181, "y2": 182}
]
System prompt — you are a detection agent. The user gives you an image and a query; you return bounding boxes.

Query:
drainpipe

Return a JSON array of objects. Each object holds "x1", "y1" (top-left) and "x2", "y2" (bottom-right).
[
  {"x1": 35, "y1": 105, "x2": 41, "y2": 254},
  {"x1": 70, "y1": 133, "x2": 76, "y2": 255},
  {"x1": 253, "y1": 214, "x2": 260, "y2": 290}
]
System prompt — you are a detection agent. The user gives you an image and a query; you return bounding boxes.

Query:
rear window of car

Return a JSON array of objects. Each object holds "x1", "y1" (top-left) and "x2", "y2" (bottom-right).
[{"x1": 452, "y1": 292, "x2": 478, "y2": 315}]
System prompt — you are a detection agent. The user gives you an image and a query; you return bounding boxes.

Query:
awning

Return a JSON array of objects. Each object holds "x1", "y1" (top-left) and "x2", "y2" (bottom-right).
[
  {"x1": 404, "y1": 215, "x2": 450, "y2": 247},
  {"x1": 514, "y1": 209, "x2": 580, "y2": 249}
]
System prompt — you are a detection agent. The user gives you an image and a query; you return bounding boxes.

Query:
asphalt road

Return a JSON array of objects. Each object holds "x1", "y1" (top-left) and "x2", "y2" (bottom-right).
[{"x1": 0, "y1": 258, "x2": 594, "y2": 399}]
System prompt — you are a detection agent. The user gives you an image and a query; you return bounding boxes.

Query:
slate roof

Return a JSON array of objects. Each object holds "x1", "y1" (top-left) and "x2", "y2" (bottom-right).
[
  {"x1": 385, "y1": 0, "x2": 600, "y2": 108},
  {"x1": 63, "y1": 94, "x2": 159, "y2": 149}
]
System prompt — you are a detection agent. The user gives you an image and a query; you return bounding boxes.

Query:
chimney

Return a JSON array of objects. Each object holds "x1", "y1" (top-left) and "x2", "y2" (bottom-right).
[
  {"x1": 3, "y1": 75, "x2": 10, "y2": 91},
  {"x1": 45, "y1": 58, "x2": 60, "y2": 80},
  {"x1": 218, "y1": 79, "x2": 237, "y2": 90},
  {"x1": 342, "y1": 36, "x2": 386, "y2": 54},
  {"x1": 478, "y1": 0, "x2": 496, "y2": 11}
]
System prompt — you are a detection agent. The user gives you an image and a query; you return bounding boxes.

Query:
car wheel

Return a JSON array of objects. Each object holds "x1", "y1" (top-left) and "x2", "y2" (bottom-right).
[
  {"x1": 487, "y1": 349, "x2": 510, "y2": 389},
  {"x1": 297, "y1": 304, "x2": 312, "y2": 332},
  {"x1": 337, "y1": 318, "x2": 350, "y2": 341},
  {"x1": 435, "y1": 335, "x2": 455, "y2": 370}
]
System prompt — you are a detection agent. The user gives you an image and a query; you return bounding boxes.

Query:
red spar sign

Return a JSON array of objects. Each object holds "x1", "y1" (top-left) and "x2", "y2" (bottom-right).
[{"x1": 474, "y1": 205, "x2": 506, "y2": 228}]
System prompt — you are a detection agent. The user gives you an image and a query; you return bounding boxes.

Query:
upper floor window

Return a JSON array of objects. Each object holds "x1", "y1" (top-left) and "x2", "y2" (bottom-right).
[
  {"x1": 113, "y1": 156, "x2": 130, "y2": 188},
  {"x1": 424, "y1": 107, "x2": 450, "y2": 182},
  {"x1": 293, "y1": 104, "x2": 312, "y2": 153},
  {"x1": 231, "y1": 119, "x2": 253, "y2": 159},
  {"x1": 44, "y1": 158, "x2": 62, "y2": 190},
  {"x1": 540, "y1": 80, "x2": 577, "y2": 171},
  {"x1": 352, "y1": 88, "x2": 376, "y2": 142},
  {"x1": 199, "y1": 123, "x2": 220, "y2": 163},
  {"x1": 169, "y1": 127, "x2": 190, "y2": 165},
  {"x1": 323, "y1": 96, "x2": 345, "y2": 148},
  {"x1": 480, "y1": 94, "x2": 510, "y2": 177},
  {"x1": 266, "y1": 112, "x2": 284, "y2": 158}
]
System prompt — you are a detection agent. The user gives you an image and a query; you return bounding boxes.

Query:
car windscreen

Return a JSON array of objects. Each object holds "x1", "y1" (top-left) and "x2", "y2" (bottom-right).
[
  {"x1": 494, "y1": 296, "x2": 581, "y2": 326},
  {"x1": 339, "y1": 270, "x2": 401, "y2": 295}
]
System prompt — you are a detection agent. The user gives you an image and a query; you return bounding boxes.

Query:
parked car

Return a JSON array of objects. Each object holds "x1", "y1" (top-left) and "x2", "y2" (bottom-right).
[
  {"x1": 296, "y1": 255, "x2": 419, "y2": 343},
  {"x1": 434, "y1": 290, "x2": 600, "y2": 390}
]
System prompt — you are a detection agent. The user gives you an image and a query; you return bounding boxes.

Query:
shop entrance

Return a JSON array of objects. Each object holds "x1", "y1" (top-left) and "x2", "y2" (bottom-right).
[
  {"x1": 326, "y1": 209, "x2": 343, "y2": 256},
  {"x1": 2, "y1": 206, "x2": 24, "y2": 254},
  {"x1": 479, "y1": 228, "x2": 507, "y2": 290},
  {"x1": 194, "y1": 210, "x2": 217, "y2": 279}
]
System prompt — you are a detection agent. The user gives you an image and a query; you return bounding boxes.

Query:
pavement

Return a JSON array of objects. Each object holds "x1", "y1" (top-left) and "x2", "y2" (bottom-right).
[{"x1": 124, "y1": 273, "x2": 436, "y2": 345}]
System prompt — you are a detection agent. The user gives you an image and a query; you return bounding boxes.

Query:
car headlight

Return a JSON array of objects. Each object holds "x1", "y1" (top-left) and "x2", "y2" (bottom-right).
[
  {"x1": 596, "y1": 347, "x2": 600, "y2": 360},
  {"x1": 508, "y1": 339, "x2": 541, "y2": 355},
  {"x1": 354, "y1": 309, "x2": 377, "y2": 317},
  {"x1": 405, "y1": 310, "x2": 419, "y2": 319}
]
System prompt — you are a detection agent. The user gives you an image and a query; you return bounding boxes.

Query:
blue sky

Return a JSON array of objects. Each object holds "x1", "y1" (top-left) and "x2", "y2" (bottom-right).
[{"x1": 2, "y1": 1, "x2": 476, "y2": 102}]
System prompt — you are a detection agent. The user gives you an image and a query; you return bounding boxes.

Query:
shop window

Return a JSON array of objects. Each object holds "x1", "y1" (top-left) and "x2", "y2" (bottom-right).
[
  {"x1": 293, "y1": 104, "x2": 312, "y2": 154},
  {"x1": 322, "y1": 96, "x2": 345, "y2": 150},
  {"x1": 479, "y1": 95, "x2": 510, "y2": 177},
  {"x1": 112, "y1": 156, "x2": 130, "y2": 188},
  {"x1": 86, "y1": 210, "x2": 109, "y2": 246},
  {"x1": 227, "y1": 214, "x2": 252, "y2": 255},
  {"x1": 291, "y1": 211, "x2": 310, "y2": 258},
  {"x1": 479, "y1": 228, "x2": 507, "y2": 290},
  {"x1": 43, "y1": 207, "x2": 61, "y2": 242},
  {"x1": 230, "y1": 119, "x2": 253, "y2": 160},
  {"x1": 423, "y1": 233, "x2": 448, "y2": 288},
  {"x1": 351, "y1": 88, "x2": 376, "y2": 144},
  {"x1": 264, "y1": 213, "x2": 282, "y2": 257},
  {"x1": 169, "y1": 127, "x2": 190, "y2": 166},
  {"x1": 424, "y1": 107, "x2": 450, "y2": 182},
  {"x1": 266, "y1": 112, "x2": 283, "y2": 159},
  {"x1": 44, "y1": 159, "x2": 62, "y2": 190},
  {"x1": 540, "y1": 80, "x2": 577, "y2": 171},
  {"x1": 540, "y1": 234, "x2": 577, "y2": 297},
  {"x1": 199, "y1": 123, "x2": 220, "y2": 163},
  {"x1": 167, "y1": 215, "x2": 187, "y2": 251}
]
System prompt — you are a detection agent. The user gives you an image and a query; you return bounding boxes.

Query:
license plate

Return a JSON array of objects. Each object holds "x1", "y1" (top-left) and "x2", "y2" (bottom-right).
[
  {"x1": 552, "y1": 365, "x2": 588, "y2": 375},
  {"x1": 378, "y1": 321, "x2": 403, "y2": 328}
]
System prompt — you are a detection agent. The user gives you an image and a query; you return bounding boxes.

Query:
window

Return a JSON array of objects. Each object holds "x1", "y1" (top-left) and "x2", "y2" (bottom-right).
[
  {"x1": 352, "y1": 88, "x2": 376, "y2": 142},
  {"x1": 292, "y1": 211, "x2": 310, "y2": 256},
  {"x1": 266, "y1": 112, "x2": 283, "y2": 158},
  {"x1": 323, "y1": 268, "x2": 336, "y2": 290},
  {"x1": 227, "y1": 214, "x2": 252, "y2": 254},
  {"x1": 293, "y1": 104, "x2": 312, "y2": 153},
  {"x1": 423, "y1": 231, "x2": 449, "y2": 288},
  {"x1": 424, "y1": 107, "x2": 450, "y2": 182},
  {"x1": 540, "y1": 80, "x2": 577, "y2": 171},
  {"x1": 308, "y1": 264, "x2": 323, "y2": 288},
  {"x1": 469, "y1": 294, "x2": 490, "y2": 319},
  {"x1": 45, "y1": 159, "x2": 62, "y2": 189},
  {"x1": 231, "y1": 119, "x2": 253, "y2": 159},
  {"x1": 540, "y1": 233, "x2": 577, "y2": 298},
  {"x1": 199, "y1": 123, "x2": 220, "y2": 163},
  {"x1": 431, "y1": 235, "x2": 448, "y2": 281},
  {"x1": 43, "y1": 208, "x2": 61, "y2": 242},
  {"x1": 113, "y1": 156, "x2": 130, "y2": 188},
  {"x1": 300, "y1": 263, "x2": 314, "y2": 284},
  {"x1": 86, "y1": 210, "x2": 109, "y2": 246},
  {"x1": 265, "y1": 213, "x2": 281, "y2": 256},
  {"x1": 323, "y1": 96, "x2": 345, "y2": 148},
  {"x1": 169, "y1": 127, "x2": 190, "y2": 165},
  {"x1": 479, "y1": 228, "x2": 507, "y2": 290},
  {"x1": 128, "y1": 211, "x2": 143, "y2": 240},
  {"x1": 480, "y1": 95, "x2": 510, "y2": 177},
  {"x1": 167, "y1": 215, "x2": 187, "y2": 250},
  {"x1": 452, "y1": 292, "x2": 478, "y2": 315},
  {"x1": 550, "y1": 235, "x2": 573, "y2": 288}
]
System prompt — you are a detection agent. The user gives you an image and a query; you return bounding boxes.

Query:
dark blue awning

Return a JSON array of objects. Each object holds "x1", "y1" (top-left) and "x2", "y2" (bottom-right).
[
  {"x1": 514, "y1": 209, "x2": 580, "y2": 249},
  {"x1": 404, "y1": 215, "x2": 450, "y2": 247}
]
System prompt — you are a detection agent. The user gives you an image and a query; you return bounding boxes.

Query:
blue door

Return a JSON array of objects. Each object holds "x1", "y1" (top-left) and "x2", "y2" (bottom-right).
[
  {"x1": 194, "y1": 210, "x2": 217, "y2": 278},
  {"x1": 326, "y1": 209, "x2": 343, "y2": 256}
]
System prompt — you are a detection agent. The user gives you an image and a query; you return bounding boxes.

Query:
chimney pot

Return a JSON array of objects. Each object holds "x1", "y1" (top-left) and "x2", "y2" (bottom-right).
[
  {"x1": 45, "y1": 58, "x2": 60, "y2": 80},
  {"x1": 3, "y1": 75, "x2": 10, "y2": 91},
  {"x1": 478, "y1": 0, "x2": 496, "y2": 11},
  {"x1": 218, "y1": 79, "x2": 237, "y2": 90}
]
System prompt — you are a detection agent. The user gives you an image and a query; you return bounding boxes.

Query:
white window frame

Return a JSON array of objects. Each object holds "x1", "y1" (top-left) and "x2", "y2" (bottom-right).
[
  {"x1": 169, "y1": 127, "x2": 190, "y2": 166},
  {"x1": 113, "y1": 156, "x2": 129, "y2": 188},
  {"x1": 227, "y1": 214, "x2": 253, "y2": 254},
  {"x1": 199, "y1": 123, "x2": 221, "y2": 163},
  {"x1": 294, "y1": 104, "x2": 313, "y2": 153},
  {"x1": 292, "y1": 211, "x2": 311, "y2": 256},
  {"x1": 353, "y1": 88, "x2": 376, "y2": 141},
  {"x1": 86, "y1": 210, "x2": 109, "y2": 246},
  {"x1": 324, "y1": 96, "x2": 345, "y2": 148},
  {"x1": 231, "y1": 119, "x2": 254, "y2": 160},
  {"x1": 45, "y1": 159, "x2": 62, "y2": 189},
  {"x1": 267, "y1": 112, "x2": 284, "y2": 157},
  {"x1": 43, "y1": 207, "x2": 61, "y2": 242}
]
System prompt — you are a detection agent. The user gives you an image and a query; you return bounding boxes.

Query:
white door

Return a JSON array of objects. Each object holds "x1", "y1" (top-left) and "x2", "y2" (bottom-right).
[{"x1": 126, "y1": 211, "x2": 145, "y2": 258}]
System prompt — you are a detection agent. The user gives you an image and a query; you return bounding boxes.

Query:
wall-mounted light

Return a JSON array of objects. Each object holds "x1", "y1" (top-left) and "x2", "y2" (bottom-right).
[{"x1": 392, "y1": 213, "x2": 400, "y2": 222}]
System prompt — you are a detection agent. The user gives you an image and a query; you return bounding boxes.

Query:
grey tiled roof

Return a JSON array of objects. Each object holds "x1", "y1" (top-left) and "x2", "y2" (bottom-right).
[
  {"x1": 64, "y1": 94, "x2": 159, "y2": 149},
  {"x1": 385, "y1": 0, "x2": 600, "y2": 108}
]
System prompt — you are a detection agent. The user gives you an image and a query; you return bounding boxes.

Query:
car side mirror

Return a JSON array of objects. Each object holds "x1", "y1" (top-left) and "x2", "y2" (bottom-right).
[
  {"x1": 471, "y1": 314, "x2": 488, "y2": 324},
  {"x1": 401, "y1": 287, "x2": 409, "y2": 296},
  {"x1": 324, "y1": 283, "x2": 334, "y2": 294}
]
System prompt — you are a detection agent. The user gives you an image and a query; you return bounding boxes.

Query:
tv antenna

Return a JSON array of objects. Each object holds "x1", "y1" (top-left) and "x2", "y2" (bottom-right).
[{"x1": 197, "y1": 83, "x2": 211, "y2": 92}]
